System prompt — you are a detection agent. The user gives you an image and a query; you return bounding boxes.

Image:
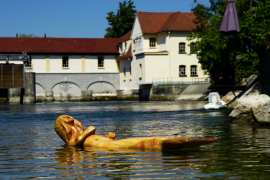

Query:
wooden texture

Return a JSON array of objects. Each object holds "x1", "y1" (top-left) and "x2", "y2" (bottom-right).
[
  {"x1": 0, "y1": 64, "x2": 24, "y2": 88},
  {"x1": 55, "y1": 115, "x2": 218, "y2": 150}
]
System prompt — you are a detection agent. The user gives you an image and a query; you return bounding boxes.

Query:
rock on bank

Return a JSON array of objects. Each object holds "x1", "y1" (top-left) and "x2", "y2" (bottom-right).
[{"x1": 229, "y1": 82, "x2": 270, "y2": 124}]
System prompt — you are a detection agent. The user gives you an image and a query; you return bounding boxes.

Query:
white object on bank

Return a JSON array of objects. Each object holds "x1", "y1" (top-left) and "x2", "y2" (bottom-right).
[{"x1": 203, "y1": 92, "x2": 227, "y2": 110}]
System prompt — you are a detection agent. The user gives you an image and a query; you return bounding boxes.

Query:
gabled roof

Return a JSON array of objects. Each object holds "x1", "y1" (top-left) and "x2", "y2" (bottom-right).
[
  {"x1": 120, "y1": 30, "x2": 132, "y2": 42},
  {"x1": 136, "y1": 11, "x2": 197, "y2": 34},
  {"x1": 0, "y1": 37, "x2": 121, "y2": 54},
  {"x1": 116, "y1": 46, "x2": 132, "y2": 60}
]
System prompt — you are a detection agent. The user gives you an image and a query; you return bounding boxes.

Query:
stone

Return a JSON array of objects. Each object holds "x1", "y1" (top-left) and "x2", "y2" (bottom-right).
[
  {"x1": 229, "y1": 94, "x2": 270, "y2": 123},
  {"x1": 252, "y1": 99, "x2": 270, "y2": 125}
]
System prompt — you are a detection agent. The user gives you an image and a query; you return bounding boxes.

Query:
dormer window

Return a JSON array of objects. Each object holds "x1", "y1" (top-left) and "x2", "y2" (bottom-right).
[{"x1": 149, "y1": 38, "x2": 156, "y2": 48}]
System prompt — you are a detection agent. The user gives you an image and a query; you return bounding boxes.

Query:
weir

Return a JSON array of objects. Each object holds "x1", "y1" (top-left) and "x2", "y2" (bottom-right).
[{"x1": 0, "y1": 52, "x2": 35, "y2": 103}]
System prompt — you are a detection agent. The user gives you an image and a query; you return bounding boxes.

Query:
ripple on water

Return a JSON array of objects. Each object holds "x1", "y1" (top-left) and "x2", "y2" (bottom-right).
[{"x1": 1, "y1": 101, "x2": 270, "y2": 179}]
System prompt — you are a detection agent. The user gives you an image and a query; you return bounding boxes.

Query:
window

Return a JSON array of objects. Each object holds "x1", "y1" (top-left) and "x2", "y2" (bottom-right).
[
  {"x1": 149, "y1": 38, "x2": 156, "y2": 48},
  {"x1": 125, "y1": 42, "x2": 127, "y2": 48},
  {"x1": 130, "y1": 66, "x2": 132, "y2": 80},
  {"x1": 133, "y1": 40, "x2": 136, "y2": 51},
  {"x1": 98, "y1": 56, "x2": 104, "y2": 68},
  {"x1": 62, "y1": 56, "x2": 69, "y2": 68},
  {"x1": 190, "y1": 43, "x2": 196, "y2": 54},
  {"x1": 179, "y1": 43, "x2": 186, "y2": 53},
  {"x1": 179, "y1": 65, "x2": 186, "y2": 77},
  {"x1": 191, "y1": 65, "x2": 197, "y2": 77},
  {"x1": 123, "y1": 67, "x2": 126, "y2": 81},
  {"x1": 26, "y1": 56, "x2": 32, "y2": 68},
  {"x1": 139, "y1": 64, "x2": 142, "y2": 79}
]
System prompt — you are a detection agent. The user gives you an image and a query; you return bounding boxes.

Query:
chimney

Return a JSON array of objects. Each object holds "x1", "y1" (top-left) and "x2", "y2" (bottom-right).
[
  {"x1": 44, "y1": 34, "x2": 46, "y2": 38},
  {"x1": 16, "y1": 33, "x2": 18, "y2": 38}
]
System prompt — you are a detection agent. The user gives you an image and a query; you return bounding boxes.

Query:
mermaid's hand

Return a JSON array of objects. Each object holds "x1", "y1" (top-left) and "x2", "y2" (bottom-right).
[
  {"x1": 70, "y1": 126, "x2": 96, "y2": 146},
  {"x1": 105, "y1": 132, "x2": 116, "y2": 140}
]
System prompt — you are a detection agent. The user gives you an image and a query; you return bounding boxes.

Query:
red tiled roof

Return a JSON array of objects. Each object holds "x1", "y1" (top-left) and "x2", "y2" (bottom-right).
[
  {"x1": 116, "y1": 46, "x2": 132, "y2": 60},
  {"x1": 0, "y1": 37, "x2": 121, "y2": 54},
  {"x1": 121, "y1": 30, "x2": 132, "y2": 42},
  {"x1": 183, "y1": 12, "x2": 197, "y2": 19},
  {"x1": 137, "y1": 11, "x2": 197, "y2": 34}
]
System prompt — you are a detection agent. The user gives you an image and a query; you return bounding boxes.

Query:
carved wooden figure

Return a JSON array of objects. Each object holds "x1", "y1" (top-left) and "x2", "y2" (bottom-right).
[{"x1": 55, "y1": 115, "x2": 217, "y2": 150}]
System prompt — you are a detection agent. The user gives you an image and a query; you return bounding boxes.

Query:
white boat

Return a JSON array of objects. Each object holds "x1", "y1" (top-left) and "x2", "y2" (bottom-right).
[{"x1": 203, "y1": 92, "x2": 227, "y2": 110}]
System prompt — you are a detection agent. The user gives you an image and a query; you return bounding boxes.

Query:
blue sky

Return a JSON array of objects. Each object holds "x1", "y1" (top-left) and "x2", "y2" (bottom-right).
[{"x1": 1, "y1": 0, "x2": 210, "y2": 38}]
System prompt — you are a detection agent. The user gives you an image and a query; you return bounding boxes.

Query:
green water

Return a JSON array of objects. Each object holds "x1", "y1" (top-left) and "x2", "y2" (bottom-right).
[{"x1": 0, "y1": 101, "x2": 270, "y2": 179}]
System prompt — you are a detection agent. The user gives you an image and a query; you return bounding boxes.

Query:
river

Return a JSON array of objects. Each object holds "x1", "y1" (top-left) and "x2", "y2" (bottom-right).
[{"x1": 1, "y1": 101, "x2": 270, "y2": 179}]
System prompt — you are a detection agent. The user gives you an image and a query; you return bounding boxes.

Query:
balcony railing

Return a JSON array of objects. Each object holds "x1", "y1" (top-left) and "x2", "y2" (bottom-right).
[{"x1": 152, "y1": 77, "x2": 210, "y2": 86}]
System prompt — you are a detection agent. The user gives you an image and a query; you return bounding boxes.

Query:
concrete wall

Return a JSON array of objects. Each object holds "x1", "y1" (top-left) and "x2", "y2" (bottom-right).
[
  {"x1": 117, "y1": 85, "x2": 189, "y2": 101},
  {"x1": 177, "y1": 84, "x2": 211, "y2": 101},
  {"x1": 150, "y1": 85, "x2": 189, "y2": 100},
  {"x1": 35, "y1": 73, "x2": 119, "y2": 102}
]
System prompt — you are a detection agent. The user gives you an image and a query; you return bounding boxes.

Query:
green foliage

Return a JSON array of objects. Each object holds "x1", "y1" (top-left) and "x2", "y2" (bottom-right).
[
  {"x1": 104, "y1": 0, "x2": 136, "y2": 38},
  {"x1": 19, "y1": 33, "x2": 39, "y2": 37},
  {"x1": 190, "y1": 0, "x2": 270, "y2": 85}
]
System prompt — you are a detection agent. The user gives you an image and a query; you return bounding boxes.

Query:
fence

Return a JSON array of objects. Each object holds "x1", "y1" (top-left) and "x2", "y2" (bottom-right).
[{"x1": 152, "y1": 77, "x2": 210, "y2": 86}]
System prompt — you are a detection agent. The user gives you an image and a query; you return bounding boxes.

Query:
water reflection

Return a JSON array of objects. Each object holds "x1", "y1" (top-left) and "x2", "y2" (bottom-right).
[
  {"x1": 1, "y1": 101, "x2": 270, "y2": 179},
  {"x1": 53, "y1": 146, "x2": 218, "y2": 179}
]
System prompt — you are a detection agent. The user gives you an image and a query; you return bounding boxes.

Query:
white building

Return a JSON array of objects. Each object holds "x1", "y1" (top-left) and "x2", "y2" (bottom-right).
[
  {"x1": 117, "y1": 11, "x2": 208, "y2": 95},
  {"x1": 0, "y1": 38, "x2": 121, "y2": 101},
  {"x1": 0, "y1": 11, "x2": 208, "y2": 101}
]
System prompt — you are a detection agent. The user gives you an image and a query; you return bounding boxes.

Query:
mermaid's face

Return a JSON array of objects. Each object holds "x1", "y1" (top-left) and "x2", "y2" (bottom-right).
[{"x1": 54, "y1": 115, "x2": 84, "y2": 144}]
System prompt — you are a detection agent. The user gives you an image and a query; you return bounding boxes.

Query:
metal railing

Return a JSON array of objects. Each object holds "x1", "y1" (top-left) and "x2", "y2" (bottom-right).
[{"x1": 152, "y1": 77, "x2": 210, "y2": 86}]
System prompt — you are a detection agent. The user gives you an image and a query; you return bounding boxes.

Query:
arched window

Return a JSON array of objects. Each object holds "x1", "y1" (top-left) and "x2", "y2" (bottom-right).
[
  {"x1": 191, "y1": 65, "x2": 198, "y2": 77},
  {"x1": 179, "y1": 43, "x2": 186, "y2": 53},
  {"x1": 62, "y1": 56, "x2": 69, "y2": 68},
  {"x1": 179, "y1": 65, "x2": 186, "y2": 77},
  {"x1": 190, "y1": 43, "x2": 196, "y2": 54},
  {"x1": 149, "y1": 38, "x2": 156, "y2": 48}
]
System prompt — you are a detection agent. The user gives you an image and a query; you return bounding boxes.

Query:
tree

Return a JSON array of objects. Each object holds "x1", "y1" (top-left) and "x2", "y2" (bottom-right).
[
  {"x1": 104, "y1": 0, "x2": 136, "y2": 38},
  {"x1": 189, "y1": 0, "x2": 270, "y2": 85},
  {"x1": 19, "y1": 33, "x2": 39, "y2": 37}
]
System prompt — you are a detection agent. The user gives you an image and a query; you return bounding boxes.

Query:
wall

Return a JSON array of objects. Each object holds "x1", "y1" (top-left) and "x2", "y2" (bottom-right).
[
  {"x1": 169, "y1": 33, "x2": 208, "y2": 81},
  {"x1": 132, "y1": 16, "x2": 143, "y2": 55},
  {"x1": 32, "y1": 55, "x2": 46, "y2": 72},
  {"x1": 35, "y1": 73, "x2": 119, "y2": 102},
  {"x1": 144, "y1": 54, "x2": 169, "y2": 83},
  {"x1": 117, "y1": 85, "x2": 189, "y2": 101},
  {"x1": 131, "y1": 54, "x2": 145, "y2": 90},
  {"x1": 28, "y1": 55, "x2": 117, "y2": 73},
  {"x1": 119, "y1": 60, "x2": 132, "y2": 90}
]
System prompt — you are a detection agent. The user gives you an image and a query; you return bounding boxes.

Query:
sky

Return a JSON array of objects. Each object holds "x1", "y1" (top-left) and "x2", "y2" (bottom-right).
[{"x1": 1, "y1": 0, "x2": 211, "y2": 38}]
